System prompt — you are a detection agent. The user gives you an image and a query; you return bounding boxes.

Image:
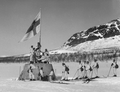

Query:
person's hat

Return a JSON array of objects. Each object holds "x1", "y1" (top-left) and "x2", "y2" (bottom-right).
[
  {"x1": 87, "y1": 61, "x2": 89, "y2": 64},
  {"x1": 94, "y1": 59, "x2": 97, "y2": 62},
  {"x1": 41, "y1": 67, "x2": 43, "y2": 70},
  {"x1": 113, "y1": 59, "x2": 115, "y2": 62},
  {"x1": 62, "y1": 63, "x2": 65, "y2": 65},
  {"x1": 30, "y1": 61, "x2": 34, "y2": 64},
  {"x1": 31, "y1": 45, "x2": 33, "y2": 48},
  {"x1": 37, "y1": 42, "x2": 41, "y2": 47},
  {"x1": 45, "y1": 49, "x2": 48, "y2": 52},
  {"x1": 79, "y1": 61, "x2": 81, "y2": 63}
]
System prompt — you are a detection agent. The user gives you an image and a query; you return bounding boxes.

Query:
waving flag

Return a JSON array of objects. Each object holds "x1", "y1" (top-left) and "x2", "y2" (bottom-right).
[{"x1": 20, "y1": 11, "x2": 41, "y2": 42}]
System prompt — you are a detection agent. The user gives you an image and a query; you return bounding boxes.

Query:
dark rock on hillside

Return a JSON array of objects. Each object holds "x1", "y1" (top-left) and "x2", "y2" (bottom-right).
[{"x1": 63, "y1": 18, "x2": 120, "y2": 47}]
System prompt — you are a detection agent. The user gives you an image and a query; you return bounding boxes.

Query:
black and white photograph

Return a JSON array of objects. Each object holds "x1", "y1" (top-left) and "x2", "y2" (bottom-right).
[{"x1": 0, "y1": 0, "x2": 120, "y2": 92}]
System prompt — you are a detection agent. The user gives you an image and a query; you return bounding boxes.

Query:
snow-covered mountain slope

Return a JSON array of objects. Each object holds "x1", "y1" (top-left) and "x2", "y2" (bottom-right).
[
  {"x1": 61, "y1": 18, "x2": 120, "y2": 52},
  {"x1": 69, "y1": 36, "x2": 120, "y2": 52}
]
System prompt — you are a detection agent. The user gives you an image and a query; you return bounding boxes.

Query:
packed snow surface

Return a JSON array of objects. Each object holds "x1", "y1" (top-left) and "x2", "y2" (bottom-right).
[{"x1": 0, "y1": 62, "x2": 120, "y2": 92}]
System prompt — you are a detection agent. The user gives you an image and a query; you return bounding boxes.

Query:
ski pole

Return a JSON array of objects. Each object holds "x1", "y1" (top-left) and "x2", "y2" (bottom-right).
[
  {"x1": 107, "y1": 66, "x2": 112, "y2": 77},
  {"x1": 72, "y1": 69, "x2": 79, "y2": 79},
  {"x1": 90, "y1": 67, "x2": 94, "y2": 79},
  {"x1": 18, "y1": 66, "x2": 21, "y2": 80}
]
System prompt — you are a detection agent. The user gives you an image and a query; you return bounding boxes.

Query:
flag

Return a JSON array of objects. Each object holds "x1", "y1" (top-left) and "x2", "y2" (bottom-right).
[{"x1": 20, "y1": 11, "x2": 41, "y2": 42}]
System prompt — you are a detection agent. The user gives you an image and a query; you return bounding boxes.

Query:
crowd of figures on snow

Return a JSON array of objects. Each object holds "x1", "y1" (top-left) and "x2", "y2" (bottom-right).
[
  {"x1": 27, "y1": 42, "x2": 119, "y2": 82},
  {"x1": 60, "y1": 58, "x2": 119, "y2": 82}
]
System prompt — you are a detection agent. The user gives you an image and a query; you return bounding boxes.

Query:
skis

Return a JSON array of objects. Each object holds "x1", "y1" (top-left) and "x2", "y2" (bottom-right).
[
  {"x1": 50, "y1": 81, "x2": 70, "y2": 84},
  {"x1": 50, "y1": 79, "x2": 76, "y2": 84},
  {"x1": 82, "y1": 76, "x2": 100, "y2": 84}
]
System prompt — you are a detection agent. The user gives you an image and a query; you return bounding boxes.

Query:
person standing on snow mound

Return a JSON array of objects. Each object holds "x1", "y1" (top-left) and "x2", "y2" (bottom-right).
[
  {"x1": 61, "y1": 63, "x2": 69, "y2": 81},
  {"x1": 36, "y1": 42, "x2": 41, "y2": 51},
  {"x1": 30, "y1": 47, "x2": 37, "y2": 63},
  {"x1": 30, "y1": 45, "x2": 34, "y2": 63},
  {"x1": 111, "y1": 59, "x2": 119, "y2": 77},
  {"x1": 35, "y1": 42, "x2": 43, "y2": 63},
  {"x1": 42, "y1": 49, "x2": 50, "y2": 64}
]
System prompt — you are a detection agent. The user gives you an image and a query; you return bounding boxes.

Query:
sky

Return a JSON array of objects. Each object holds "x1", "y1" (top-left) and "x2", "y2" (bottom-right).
[{"x1": 0, "y1": 0, "x2": 120, "y2": 56}]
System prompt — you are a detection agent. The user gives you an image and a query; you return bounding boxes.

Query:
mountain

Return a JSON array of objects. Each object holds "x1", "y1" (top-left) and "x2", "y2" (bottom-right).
[{"x1": 61, "y1": 18, "x2": 120, "y2": 52}]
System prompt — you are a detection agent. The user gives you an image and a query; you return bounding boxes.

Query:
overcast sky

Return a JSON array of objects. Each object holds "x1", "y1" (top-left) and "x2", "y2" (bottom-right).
[{"x1": 0, "y1": 0, "x2": 120, "y2": 56}]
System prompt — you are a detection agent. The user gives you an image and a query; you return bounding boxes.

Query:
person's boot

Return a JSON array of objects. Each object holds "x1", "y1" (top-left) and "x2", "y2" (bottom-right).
[
  {"x1": 61, "y1": 78, "x2": 65, "y2": 81},
  {"x1": 113, "y1": 75, "x2": 117, "y2": 77},
  {"x1": 32, "y1": 79, "x2": 36, "y2": 81},
  {"x1": 65, "y1": 79, "x2": 69, "y2": 81},
  {"x1": 75, "y1": 77, "x2": 79, "y2": 80},
  {"x1": 30, "y1": 79, "x2": 32, "y2": 81},
  {"x1": 85, "y1": 76, "x2": 88, "y2": 79},
  {"x1": 96, "y1": 76, "x2": 99, "y2": 78},
  {"x1": 79, "y1": 77, "x2": 83, "y2": 79}
]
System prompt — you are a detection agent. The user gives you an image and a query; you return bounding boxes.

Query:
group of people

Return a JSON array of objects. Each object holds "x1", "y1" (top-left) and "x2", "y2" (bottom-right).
[
  {"x1": 30, "y1": 42, "x2": 50, "y2": 64},
  {"x1": 26, "y1": 44, "x2": 119, "y2": 82},
  {"x1": 61, "y1": 58, "x2": 119, "y2": 81},
  {"x1": 27, "y1": 61, "x2": 54, "y2": 81},
  {"x1": 27, "y1": 42, "x2": 52, "y2": 81}
]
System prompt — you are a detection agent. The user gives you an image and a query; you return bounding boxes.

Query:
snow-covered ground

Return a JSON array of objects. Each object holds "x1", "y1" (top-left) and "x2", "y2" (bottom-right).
[{"x1": 0, "y1": 61, "x2": 120, "y2": 92}]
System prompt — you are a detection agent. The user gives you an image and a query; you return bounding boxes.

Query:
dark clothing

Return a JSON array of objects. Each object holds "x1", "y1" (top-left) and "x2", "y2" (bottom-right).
[
  {"x1": 89, "y1": 66, "x2": 93, "y2": 71},
  {"x1": 65, "y1": 66, "x2": 69, "y2": 74}
]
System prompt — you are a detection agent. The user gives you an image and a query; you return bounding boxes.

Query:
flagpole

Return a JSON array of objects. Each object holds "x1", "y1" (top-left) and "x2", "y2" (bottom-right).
[{"x1": 39, "y1": 8, "x2": 41, "y2": 45}]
